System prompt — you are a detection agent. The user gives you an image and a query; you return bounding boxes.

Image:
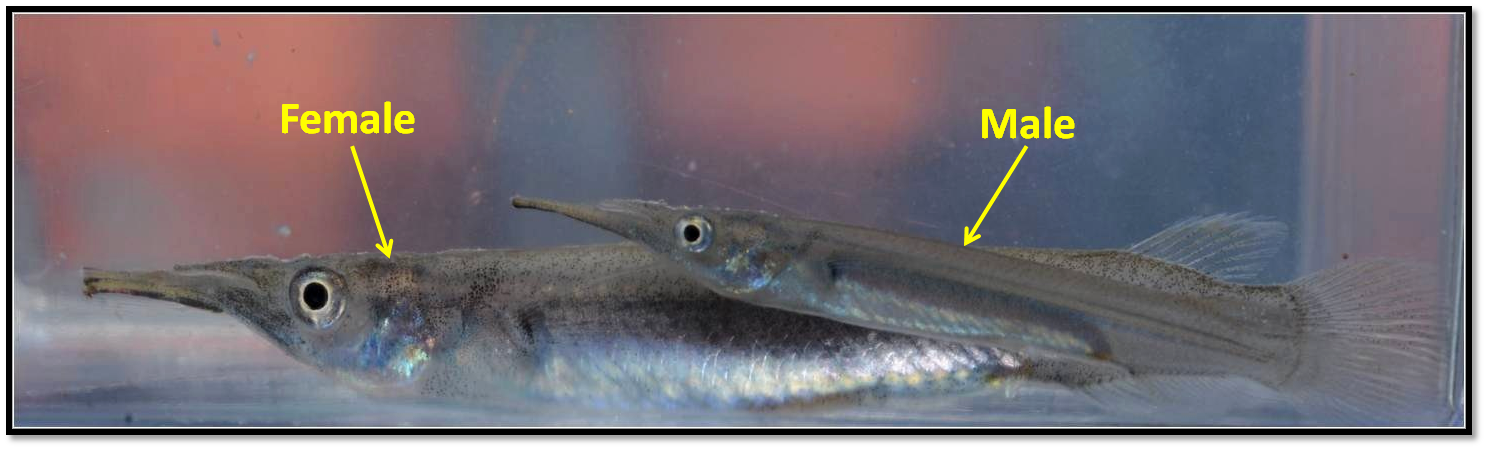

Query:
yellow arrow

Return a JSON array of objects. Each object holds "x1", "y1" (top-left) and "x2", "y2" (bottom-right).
[
  {"x1": 351, "y1": 146, "x2": 394, "y2": 258},
  {"x1": 964, "y1": 145, "x2": 1028, "y2": 246}
]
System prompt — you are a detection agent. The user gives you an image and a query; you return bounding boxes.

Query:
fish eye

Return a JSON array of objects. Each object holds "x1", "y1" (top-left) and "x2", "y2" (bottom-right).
[
  {"x1": 302, "y1": 282, "x2": 329, "y2": 310},
  {"x1": 675, "y1": 215, "x2": 712, "y2": 252},
  {"x1": 293, "y1": 270, "x2": 344, "y2": 328}
]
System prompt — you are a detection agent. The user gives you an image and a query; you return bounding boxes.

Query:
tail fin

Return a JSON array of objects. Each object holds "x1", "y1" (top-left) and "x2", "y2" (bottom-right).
[{"x1": 1280, "y1": 260, "x2": 1451, "y2": 424}]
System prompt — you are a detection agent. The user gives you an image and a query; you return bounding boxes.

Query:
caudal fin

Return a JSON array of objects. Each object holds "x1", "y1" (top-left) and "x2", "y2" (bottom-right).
[{"x1": 1280, "y1": 260, "x2": 1452, "y2": 424}]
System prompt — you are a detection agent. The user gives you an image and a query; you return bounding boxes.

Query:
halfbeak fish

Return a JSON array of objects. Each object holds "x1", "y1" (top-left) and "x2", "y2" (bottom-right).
[
  {"x1": 83, "y1": 244, "x2": 1026, "y2": 409},
  {"x1": 513, "y1": 196, "x2": 1448, "y2": 423}
]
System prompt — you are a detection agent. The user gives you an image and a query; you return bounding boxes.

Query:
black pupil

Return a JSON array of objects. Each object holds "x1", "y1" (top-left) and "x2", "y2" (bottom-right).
[
  {"x1": 302, "y1": 282, "x2": 329, "y2": 310},
  {"x1": 683, "y1": 223, "x2": 701, "y2": 243}
]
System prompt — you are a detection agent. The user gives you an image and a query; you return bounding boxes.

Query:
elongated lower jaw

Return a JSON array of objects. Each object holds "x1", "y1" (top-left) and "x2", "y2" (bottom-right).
[
  {"x1": 511, "y1": 195, "x2": 644, "y2": 239},
  {"x1": 510, "y1": 195, "x2": 565, "y2": 213},
  {"x1": 511, "y1": 196, "x2": 607, "y2": 223},
  {"x1": 82, "y1": 268, "x2": 226, "y2": 313}
]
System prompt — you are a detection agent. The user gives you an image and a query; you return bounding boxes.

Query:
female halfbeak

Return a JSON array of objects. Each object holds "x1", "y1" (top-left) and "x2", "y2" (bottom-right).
[{"x1": 82, "y1": 267, "x2": 261, "y2": 313}]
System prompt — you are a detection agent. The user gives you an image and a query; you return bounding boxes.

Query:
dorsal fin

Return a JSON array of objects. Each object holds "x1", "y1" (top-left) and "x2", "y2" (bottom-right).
[
  {"x1": 986, "y1": 213, "x2": 1288, "y2": 295},
  {"x1": 1127, "y1": 213, "x2": 1287, "y2": 282}
]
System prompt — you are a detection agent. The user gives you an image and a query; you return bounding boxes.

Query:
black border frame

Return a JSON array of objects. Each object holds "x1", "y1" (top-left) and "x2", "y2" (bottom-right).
[{"x1": 2, "y1": 2, "x2": 1474, "y2": 446}]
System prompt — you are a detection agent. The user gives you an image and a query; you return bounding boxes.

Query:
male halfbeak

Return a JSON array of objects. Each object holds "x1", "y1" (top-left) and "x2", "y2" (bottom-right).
[{"x1": 512, "y1": 195, "x2": 678, "y2": 245}]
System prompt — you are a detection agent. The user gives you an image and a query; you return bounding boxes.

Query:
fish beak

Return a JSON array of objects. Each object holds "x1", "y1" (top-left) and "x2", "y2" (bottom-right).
[
  {"x1": 512, "y1": 196, "x2": 669, "y2": 244},
  {"x1": 82, "y1": 268, "x2": 261, "y2": 313}
]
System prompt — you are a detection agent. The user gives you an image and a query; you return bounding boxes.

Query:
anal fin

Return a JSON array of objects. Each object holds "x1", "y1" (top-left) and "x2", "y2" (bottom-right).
[{"x1": 1078, "y1": 374, "x2": 1287, "y2": 420}]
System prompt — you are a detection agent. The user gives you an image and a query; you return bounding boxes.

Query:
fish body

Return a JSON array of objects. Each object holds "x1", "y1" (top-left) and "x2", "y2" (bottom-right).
[
  {"x1": 84, "y1": 244, "x2": 1021, "y2": 409},
  {"x1": 746, "y1": 219, "x2": 1301, "y2": 382},
  {"x1": 513, "y1": 197, "x2": 1448, "y2": 423}
]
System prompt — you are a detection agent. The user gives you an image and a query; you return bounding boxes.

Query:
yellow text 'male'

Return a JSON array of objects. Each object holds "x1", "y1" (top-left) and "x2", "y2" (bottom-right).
[{"x1": 982, "y1": 107, "x2": 1074, "y2": 140}]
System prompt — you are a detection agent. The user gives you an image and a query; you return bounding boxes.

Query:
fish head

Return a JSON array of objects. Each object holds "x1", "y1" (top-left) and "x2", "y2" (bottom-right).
[
  {"x1": 513, "y1": 196, "x2": 797, "y2": 297},
  {"x1": 83, "y1": 253, "x2": 463, "y2": 389}
]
